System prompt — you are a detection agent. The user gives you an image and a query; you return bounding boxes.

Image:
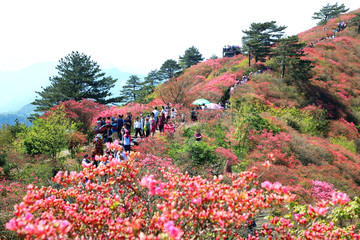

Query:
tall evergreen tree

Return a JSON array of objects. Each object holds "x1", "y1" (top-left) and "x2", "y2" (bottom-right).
[
  {"x1": 120, "y1": 75, "x2": 143, "y2": 103},
  {"x1": 179, "y1": 46, "x2": 204, "y2": 69},
  {"x1": 272, "y1": 35, "x2": 308, "y2": 79},
  {"x1": 312, "y1": 2, "x2": 349, "y2": 25},
  {"x1": 32, "y1": 51, "x2": 119, "y2": 112},
  {"x1": 143, "y1": 69, "x2": 163, "y2": 88},
  {"x1": 159, "y1": 59, "x2": 181, "y2": 80},
  {"x1": 242, "y1": 21, "x2": 287, "y2": 65}
]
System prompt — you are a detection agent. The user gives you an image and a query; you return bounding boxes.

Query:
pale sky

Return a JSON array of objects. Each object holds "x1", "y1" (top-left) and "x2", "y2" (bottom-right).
[{"x1": 0, "y1": 0, "x2": 359, "y2": 75}]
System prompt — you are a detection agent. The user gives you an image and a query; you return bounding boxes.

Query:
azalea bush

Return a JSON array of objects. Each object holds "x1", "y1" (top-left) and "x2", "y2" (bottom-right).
[
  {"x1": 5, "y1": 146, "x2": 360, "y2": 239},
  {"x1": 5, "y1": 146, "x2": 293, "y2": 239},
  {"x1": 45, "y1": 99, "x2": 109, "y2": 133}
]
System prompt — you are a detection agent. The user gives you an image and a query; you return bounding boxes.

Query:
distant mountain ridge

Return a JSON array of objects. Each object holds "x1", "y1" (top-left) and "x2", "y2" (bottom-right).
[
  {"x1": 0, "y1": 103, "x2": 36, "y2": 126},
  {"x1": 0, "y1": 61, "x2": 143, "y2": 115}
]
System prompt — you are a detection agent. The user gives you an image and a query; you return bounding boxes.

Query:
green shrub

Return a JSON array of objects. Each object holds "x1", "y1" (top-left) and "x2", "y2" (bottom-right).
[
  {"x1": 14, "y1": 162, "x2": 54, "y2": 185},
  {"x1": 184, "y1": 141, "x2": 216, "y2": 165},
  {"x1": 330, "y1": 136, "x2": 357, "y2": 154},
  {"x1": 270, "y1": 107, "x2": 328, "y2": 136}
]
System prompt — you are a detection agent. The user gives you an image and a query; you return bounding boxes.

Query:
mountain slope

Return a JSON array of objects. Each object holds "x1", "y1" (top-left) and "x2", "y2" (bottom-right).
[{"x1": 142, "y1": 9, "x2": 360, "y2": 201}]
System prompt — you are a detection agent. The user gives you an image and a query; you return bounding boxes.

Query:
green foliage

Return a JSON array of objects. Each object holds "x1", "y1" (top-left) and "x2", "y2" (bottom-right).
[
  {"x1": 242, "y1": 21, "x2": 287, "y2": 63},
  {"x1": 233, "y1": 103, "x2": 281, "y2": 158},
  {"x1": 33, "y1": 51, "x2": 119, "y2": 112},
  {"x1": 22, "y1": 107, "x2": 75, "y2": 158},
  {"x1": 120, "y1": 75, "x2": 143, "y2": 104},
  {"x1": 179, "y1": 46, "x2": 204, "y2": 69},
  {"x1": 312, "y1": 2, "x2": 349, "y2": 25},
  {"x1": 14, "y1": 161, "x2": 54, "y2": 185},
  {"x1": 182, "y1": 123, "x2": 229, "y2": 148},
  {"x1": 143, "y1": 70, "x2": 163, "y2": 88},
  {"x1": 330, "y1": 136, "x2": 357, "y2": 154},
  {"x1": 331, "y1": 197, "x2": 360, "y2": 227},
  {"x1": 159, "y1": 59, "x2": 181, "y2": 80},
  {"x1": 270, "y1": 107, "x2": 328, "y2": 136},
  {"x1": 0, "y1": 121, "x2": 27, "y2": 146},
  {"x1": 237, "y1": 103, "x2": 281, "y2": 133},
  {"x1": 184, "y1": 141, "x2": 216, "y2": 165},
  {"x1": 272, "y1": 35, "x2": 309, "y2": 79}
]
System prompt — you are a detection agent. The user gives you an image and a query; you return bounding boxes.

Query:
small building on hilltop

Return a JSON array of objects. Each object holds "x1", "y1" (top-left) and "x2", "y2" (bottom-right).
[{"x1": 223, "y1": 45, "x2": 241, "y2": 57}]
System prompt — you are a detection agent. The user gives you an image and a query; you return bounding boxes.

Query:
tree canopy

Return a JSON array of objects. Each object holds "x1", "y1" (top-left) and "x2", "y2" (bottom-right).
[
  {"x1": 32, "y1": 51, "x2": 119, "y2": 112},
  {"x1": 179, "y1": 46, "x2": 204, "y2": 69},
  {"x1": 120, "y1": 75, "x2": 143, "y2": 104},
  {"x1": 22, "y1": 106, "x2": 75, "y2": 158},
  {"x1": 159, "y1": 59, "x2": 181, "y2": 80},
  {"x1": 143, "y1": 69, "x2": 163, "y2": 88},
  {"x1": 312, "y1": 2, "x2": 349, "y2": 25},
  {"x1": 272, "y1": 35, "x2": 309, "y2": 79},
  {"x1": 242, "y1": 21, "x2": 287, "y2": 65}
]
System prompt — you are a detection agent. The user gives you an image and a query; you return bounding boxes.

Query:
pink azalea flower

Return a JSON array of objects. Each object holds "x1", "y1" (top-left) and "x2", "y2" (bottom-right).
[
  {"x1": 332, "y1": 192, "x2": 350, "y2": 205},
  {"x1": 192, "y1": 197, "x2": 202, "y2": 205},
  {"x1": 164, "y1": 221, "x2": 183, "y2": 240},
  {"x1": 261, "y1": 181, "x2": 273, "y2": 191}
]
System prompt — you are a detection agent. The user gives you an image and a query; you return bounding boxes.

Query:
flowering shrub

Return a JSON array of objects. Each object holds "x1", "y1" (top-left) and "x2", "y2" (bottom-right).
[
  {"x1": 215, "y1": 147, "x2": 239, "y2": 165},
  {"x1": 44, "y1": 99, "x2": 109, "y2": 133},
  {"x1": 6, "y1": 148, "x2": 360, "y2": 239},
  {"x1": 6, "y1": 148, "x2": 297, "y2": 239},
  {"x1": 328, "y1": 118, "x2": 360, "y2": 141},
  {"x1": 311, "y1": 180, "x2": 337, "y2": 201},
  {"x1": 67, "y1": 131, "x2": 87, "y2": 155},
  {"x1": 247, "y1": 130, "x2": 298, "y2": 167}
]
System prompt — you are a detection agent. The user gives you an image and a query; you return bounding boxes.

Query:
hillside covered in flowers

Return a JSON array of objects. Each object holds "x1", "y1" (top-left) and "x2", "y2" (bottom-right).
[{"x1": 1, "y1": 8, "x2": 360, "y2": 240}]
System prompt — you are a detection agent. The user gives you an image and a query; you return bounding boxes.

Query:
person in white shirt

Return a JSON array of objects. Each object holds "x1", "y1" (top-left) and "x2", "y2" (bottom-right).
[
  {"x1": 152, "y1": 107, "x2": 159, "y2": 126},
  {"x1": 134, "y1": 117, "x2": 143, "y2": 138}
]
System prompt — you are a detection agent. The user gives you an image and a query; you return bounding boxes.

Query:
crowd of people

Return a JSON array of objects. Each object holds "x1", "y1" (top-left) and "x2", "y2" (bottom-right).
[
  {"x1": 223, "y1": 45, "x2": 241, "y2": 52},
  {"x1": 306, "y1": 20, "x2": 349, "y2": 49},
  {"x1": 92, "y1": 103, "x2": 178, "y2": 153},
  {"x1": 83, "y1": 19, "x2": 354, "y2": 169}
]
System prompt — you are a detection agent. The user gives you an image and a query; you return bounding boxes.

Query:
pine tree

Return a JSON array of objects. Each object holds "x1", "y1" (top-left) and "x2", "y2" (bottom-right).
[
  {"x1": 312, "y1": 2, "x2": 349, "y2": 25},
  {"x1": 133, "y1": 70, "x2": 163, "y2": 104},
  {"x1": 120, "y1": 75, "x2": 143, "y2": 103},
  {"x1": 272, "y1": 35, "x2": 308, "y2": 79},
  {"x1": 143, "y1": 70, "x2": 163, "y2": 88},
  {"x1": 159, "y1": 59, "x2": 181, "y2": 80},
  {"x1": 32, "y1": 51, "x2": 119, "y2": 112},
  {"x1": 242, "y1": 21, "x2": 287, "y2": 65},
  {"x1": 179, "y1": 46, "x2": 204, "y2": 69}
]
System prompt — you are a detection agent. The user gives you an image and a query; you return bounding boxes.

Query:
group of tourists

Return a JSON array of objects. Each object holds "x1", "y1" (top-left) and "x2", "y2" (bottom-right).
[
  {"x1": 82, "y1": 144, "x2": 128, "y2": 169},
  {"x1": 307, "y1": 20, "x2": 349, "y2": 48},
  {"x1": 223, "y1": 45, "x2": 240, "y2": 52},
  {"x1": 190, "y1": 103, "x2": 207, "y2": 121},
  {"x1": 92, "y1": 103, "x2": 179, "y2": 153}
]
